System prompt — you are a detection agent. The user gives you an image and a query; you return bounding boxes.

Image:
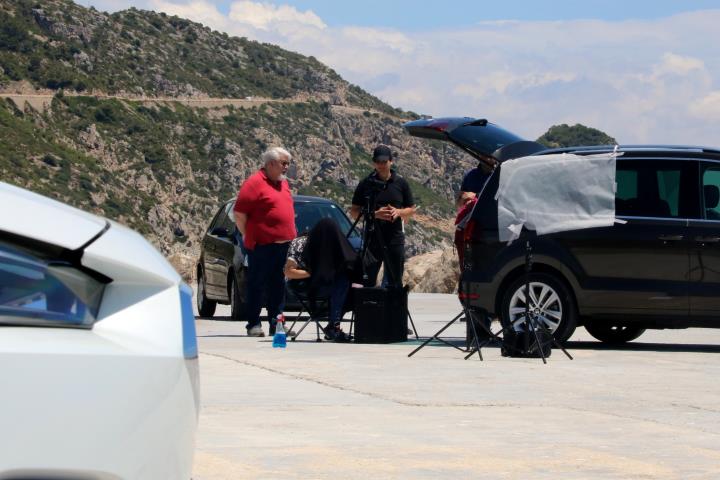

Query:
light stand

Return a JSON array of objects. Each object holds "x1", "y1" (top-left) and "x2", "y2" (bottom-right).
[
  {"x1": 408, "y1": 165, "x2": 501, "y2": 360},
  {"x1": 463, "y1": 234, "x2": 573, "y2": 363},
  {"x1": 518, "y1": 237, "x2": 573, "y2": 363}
]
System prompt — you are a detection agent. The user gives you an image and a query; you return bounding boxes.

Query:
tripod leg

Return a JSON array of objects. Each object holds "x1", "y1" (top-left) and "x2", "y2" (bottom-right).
[
  {"x1": 527, "y1": 317, "x2": 547, "y2": 364},
  {"x1": 407, "y1": 310, "x2": 419, "y2": 339},
  {"x1": 407, "y1": 311, "x2": 463, "y2": 357},
  {"x1": 464, "y1": 310, "x2": 484, "y2": 361},
  {"x1": 465, "y1": 316, "x2": 514, "y2": 360},
  {"x1": 535, "y1": 320, "x2": 574, "y2": 360},
  {"x1": 553, "y1": 338, "x2": 574, "y2": 360}
]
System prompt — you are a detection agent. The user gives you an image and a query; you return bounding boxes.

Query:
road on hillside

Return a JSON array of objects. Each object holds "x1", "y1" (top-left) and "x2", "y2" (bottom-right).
[{"x1": 0, "y1": 92, "x2": 405, "y2": 121}]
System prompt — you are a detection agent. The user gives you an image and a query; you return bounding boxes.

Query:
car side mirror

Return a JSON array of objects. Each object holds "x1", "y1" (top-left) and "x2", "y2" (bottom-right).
[{"x1": 211, "y1": 227, "x2": 229, "y2": 237}]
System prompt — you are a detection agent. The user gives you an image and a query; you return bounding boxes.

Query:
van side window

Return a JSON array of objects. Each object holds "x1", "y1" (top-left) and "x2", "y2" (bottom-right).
[
  {"x1": 615, "y1": 161, "x2": 681, "y2": 218},
  {"x1": 701, "y1": 165, "x2": 720, "y2": 220}
]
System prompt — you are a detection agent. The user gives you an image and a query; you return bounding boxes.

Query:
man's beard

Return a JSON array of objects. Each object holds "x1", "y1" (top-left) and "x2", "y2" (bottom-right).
[{"x1": 278, "y1": 174, "x2": 287, "y2": 182}]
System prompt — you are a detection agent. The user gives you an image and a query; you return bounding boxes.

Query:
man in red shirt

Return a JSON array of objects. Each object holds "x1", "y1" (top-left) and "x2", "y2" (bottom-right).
[{"x1": 234, "y1": 147, "x2": 296, "y2": 337}]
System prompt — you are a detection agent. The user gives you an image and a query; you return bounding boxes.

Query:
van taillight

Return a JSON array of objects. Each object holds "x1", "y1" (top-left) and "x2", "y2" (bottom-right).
[
  {"x1": 464, "y1": 219, "x2": 477, "y2": 242},
  {"x1": 427, "y1": 120, "x2": 449, "y2": 132}
]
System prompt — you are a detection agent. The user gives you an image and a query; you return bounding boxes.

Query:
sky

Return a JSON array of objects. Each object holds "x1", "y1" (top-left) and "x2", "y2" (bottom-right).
[{"x1": 76, "y1": 0, "x2": 720, "y2": 145}]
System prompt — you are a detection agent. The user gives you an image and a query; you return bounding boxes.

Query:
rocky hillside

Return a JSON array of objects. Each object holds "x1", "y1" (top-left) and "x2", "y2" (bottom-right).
[
  {"x1": 0, "y1": 0, "x2": 478, "y2": 282},
  {"x1": 0, "y1": 0, "x2": 395, "y2": 112}
]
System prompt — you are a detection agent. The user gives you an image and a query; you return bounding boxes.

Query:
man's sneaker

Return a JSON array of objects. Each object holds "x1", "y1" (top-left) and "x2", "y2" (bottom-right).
[
  {"x1": 247, "y1": 325, "x2": 265, "y2": 337},
  {"x1": 324, "y1": 324, "x2": 350, "y2": 342}
]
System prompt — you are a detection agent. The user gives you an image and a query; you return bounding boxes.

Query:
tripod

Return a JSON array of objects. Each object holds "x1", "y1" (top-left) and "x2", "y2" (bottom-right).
[
  {"x1": 408, "y1": 166, "x2": 501, "y2": 360},
  {"x1": 349, "y1": 183, "x2": 419, "y2": 339}
]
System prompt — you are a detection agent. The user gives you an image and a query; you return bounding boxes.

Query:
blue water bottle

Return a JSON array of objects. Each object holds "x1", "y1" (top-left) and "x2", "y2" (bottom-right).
[{"x1": 273, "y1": 314, "x2": 287, "y2": 348}]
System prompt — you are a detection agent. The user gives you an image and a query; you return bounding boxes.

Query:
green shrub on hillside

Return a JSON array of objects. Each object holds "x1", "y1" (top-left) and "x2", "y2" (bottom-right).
[{"x1": 537, "y1": 124, "x2": 616, "y2": 148}]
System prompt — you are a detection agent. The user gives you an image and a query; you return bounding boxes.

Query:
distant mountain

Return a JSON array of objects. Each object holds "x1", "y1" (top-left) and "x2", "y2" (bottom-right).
[
  {"x1": 537, "y1": 123, "x2": 616, "y2": 148},
  {"x1": 0, "y1": 0, "x2": 476, "y2": 280}
]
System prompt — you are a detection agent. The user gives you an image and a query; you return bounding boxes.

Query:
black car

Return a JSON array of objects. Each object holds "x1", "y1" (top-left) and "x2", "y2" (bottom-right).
[
  {"x1": 405, "y1": 117, "x2": 720, "y2": 344},
  {"x1": 196, "y1": 195, "x2": 361, "y2": 319}
]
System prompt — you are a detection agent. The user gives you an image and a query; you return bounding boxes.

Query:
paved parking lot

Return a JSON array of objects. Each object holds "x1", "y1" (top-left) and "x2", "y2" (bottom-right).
[{"x1": 193, "y1": 294, "x2": 720, "y2": 479}]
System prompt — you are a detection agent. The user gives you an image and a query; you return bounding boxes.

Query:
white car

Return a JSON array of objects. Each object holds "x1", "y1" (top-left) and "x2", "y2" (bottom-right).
[{"x1": 0, "y1": 181, "x2": 199, "y2": 479}]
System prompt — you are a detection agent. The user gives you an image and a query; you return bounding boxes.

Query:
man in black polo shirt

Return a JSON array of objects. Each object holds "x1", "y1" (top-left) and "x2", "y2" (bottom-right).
[{"x1": 350, "y1": 145, "x2": 416, "y2": 287}]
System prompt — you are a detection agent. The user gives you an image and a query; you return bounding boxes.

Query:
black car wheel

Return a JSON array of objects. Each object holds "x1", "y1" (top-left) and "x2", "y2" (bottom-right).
[
  {"x1": 197, "y1": 269, "x2": 217, "y2": 318},
  {"x1": 501, "y1": 272, "x2": 577, "y2": 343},
  {"x1": 230, "y1": 268, "x2": 247, "y2": 321},
  {"x1": 584, "y1": 321, "x2": 646, "y2": 344}
]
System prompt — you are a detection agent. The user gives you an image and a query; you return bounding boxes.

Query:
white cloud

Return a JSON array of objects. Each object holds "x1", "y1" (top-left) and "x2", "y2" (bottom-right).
[
  {"x1": 150, "y1": 0, "x2": 227, "y2": 29},
  {"x1": 654, "y1": 52, "x2": 705, "y2": 76},
  {"x1": 228, "y1": 1, "x2": 325, "y2": 31},
  {"x1": 453, "y1": 72, "x2": 577, "y2": 100},
  {"x1": 340, "y1": 27, "x2": 414, "y2": 54},
  {"x1": 689, "y1": 91, "x2": 720, "y2": 121}
]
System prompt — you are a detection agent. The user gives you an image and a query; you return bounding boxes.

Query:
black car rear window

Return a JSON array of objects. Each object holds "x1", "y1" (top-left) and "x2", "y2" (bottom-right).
[
  {"x1": 295, "y1": 202, "x2": 358, "y2": 238},
  {"x1": 450, "y1": 124, "x2": 524, "y2": 156}
]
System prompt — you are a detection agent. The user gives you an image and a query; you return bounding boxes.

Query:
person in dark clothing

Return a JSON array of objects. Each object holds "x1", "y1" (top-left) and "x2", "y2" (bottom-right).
[
  {"x1": 284, "y1": 218, "x2": 357, "y2": 341},
  {"x1": 456, "y1": 154, "x2": 499, "y2": 344},
  {"x1": 456, "y1": 154, "x2": 498, "y2": 210},
  {"x1": 350, "y1": 145, "x2": 416, "y2": 288}
]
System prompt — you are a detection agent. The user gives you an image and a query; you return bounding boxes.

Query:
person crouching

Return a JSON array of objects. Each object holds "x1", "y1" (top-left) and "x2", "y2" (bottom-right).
[{"x1": 284, "y1": 218, "x2": 357, "y2": 342}]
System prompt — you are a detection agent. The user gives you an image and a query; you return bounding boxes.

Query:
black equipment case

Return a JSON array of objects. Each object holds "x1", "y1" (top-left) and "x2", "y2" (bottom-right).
[
  {"x1": 353, "y1": 286, "x2": 408, "y2": 343},
  {"x1": 501, "y1": 328, "x2": 552, "y2": 358}
]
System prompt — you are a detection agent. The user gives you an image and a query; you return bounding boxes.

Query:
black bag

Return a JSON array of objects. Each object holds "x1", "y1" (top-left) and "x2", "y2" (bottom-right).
[
  {"x1": 353, "y1": 286, "x2": 408, "y2": 343},
  {"x1": 501, "y1": 328, "x2": 552, "y2": 358}
]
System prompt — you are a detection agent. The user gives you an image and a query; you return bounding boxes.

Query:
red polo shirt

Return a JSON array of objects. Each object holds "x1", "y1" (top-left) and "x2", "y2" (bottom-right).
[{"x1": 233, "y1": 169, "x2": 296, "y2": 250}]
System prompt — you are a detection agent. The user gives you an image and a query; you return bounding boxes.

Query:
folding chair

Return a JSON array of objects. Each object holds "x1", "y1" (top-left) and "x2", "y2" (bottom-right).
[{"x1": 286, "y1": 279, "x2": 354, "y2": 342}]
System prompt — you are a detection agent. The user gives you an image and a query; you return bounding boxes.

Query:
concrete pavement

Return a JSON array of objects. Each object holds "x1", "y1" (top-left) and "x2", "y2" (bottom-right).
[{"x1": 193, "y1": 293, "x2": 720, "y2": 479}]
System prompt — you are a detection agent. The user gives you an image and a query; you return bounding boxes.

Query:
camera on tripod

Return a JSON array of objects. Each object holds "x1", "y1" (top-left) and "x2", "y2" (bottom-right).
[
  {"x1": 365, "y1": 176, "x2": 388, "y2": 193},
  {"x1": 360, "y1": 176, "x2": 389, "y2": 217}
]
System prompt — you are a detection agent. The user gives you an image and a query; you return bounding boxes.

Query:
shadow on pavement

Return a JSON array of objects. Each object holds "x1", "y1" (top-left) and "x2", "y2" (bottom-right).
[
  {"x1": 566, "y1": 340, "x2": 720, "y2": 353},
  {"x1": 390, "y1": 338, "x2": 720, "y2": 354}
]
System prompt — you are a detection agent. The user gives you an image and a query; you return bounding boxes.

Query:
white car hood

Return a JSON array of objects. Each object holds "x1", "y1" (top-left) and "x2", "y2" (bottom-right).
[{"x1": 0, "y1": 181, "x2": 107, "y2": 250}]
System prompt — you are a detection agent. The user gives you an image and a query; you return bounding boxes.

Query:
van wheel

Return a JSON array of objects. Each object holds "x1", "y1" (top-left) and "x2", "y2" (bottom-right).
[
  {"x1": 585, "y1": 321, "x2": 645, "y2": 344},
  {"x1": 197, "y1": 269, "x2": 216, "y2": 318},
  {"x1": 230, "y1": 268, "x2": 247, "y2": 321},
  {"x1": 501, "y1": 272, "x2": 577, "y2": 343}
]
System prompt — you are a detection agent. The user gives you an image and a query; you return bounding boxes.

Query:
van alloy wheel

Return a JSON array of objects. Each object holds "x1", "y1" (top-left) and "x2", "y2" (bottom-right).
[
  {"x1": 501, "y1": 272, "x2": 577, "y2": 343},
  {"x1": 508, "y1": 282, "x2": 562, "y2": 333}
]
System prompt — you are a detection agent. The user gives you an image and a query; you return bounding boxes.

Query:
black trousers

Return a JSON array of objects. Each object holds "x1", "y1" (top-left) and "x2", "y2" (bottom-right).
[{"x1": 363, "y1": 242, "x2": 405, "y2": 288}]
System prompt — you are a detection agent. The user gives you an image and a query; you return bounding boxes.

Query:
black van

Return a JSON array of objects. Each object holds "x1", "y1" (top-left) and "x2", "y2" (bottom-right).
[{"x1": 405, "y1": 117, "x2": 720, "y2": 344}]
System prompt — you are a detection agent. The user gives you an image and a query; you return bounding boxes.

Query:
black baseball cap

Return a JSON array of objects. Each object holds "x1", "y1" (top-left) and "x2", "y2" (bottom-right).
[{"x1": 372, "y1": 145, "x2": 393, "y2": 162}]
